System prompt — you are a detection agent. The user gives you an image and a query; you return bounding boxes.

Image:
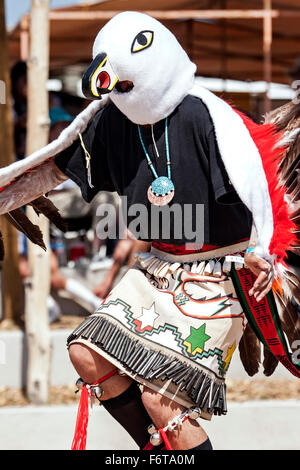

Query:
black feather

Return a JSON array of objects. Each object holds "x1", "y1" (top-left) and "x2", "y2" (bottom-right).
[
  {"x1": 239, "y1": 323, "x2": 261, "y2": 377},
  {"x1": 4, "y1": 209, "x2": 46, "y2": 251},
  {"x1": 30, "y1": 196, "x2": 68, "y2": 232},
  {"x1": 263, "y1": 345, "x2": 279, "y2": 376}
]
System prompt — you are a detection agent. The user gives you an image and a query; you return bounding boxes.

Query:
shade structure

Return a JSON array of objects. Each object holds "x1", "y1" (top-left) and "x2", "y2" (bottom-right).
[{"x1": 8, "y1": 0, "x2": 300, "y2": 84}]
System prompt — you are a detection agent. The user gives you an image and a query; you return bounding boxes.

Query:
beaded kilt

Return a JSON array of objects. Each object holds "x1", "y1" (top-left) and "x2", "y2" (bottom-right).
[{"x1": 67, "y1": 241, "x2": 249, "y2": 421}]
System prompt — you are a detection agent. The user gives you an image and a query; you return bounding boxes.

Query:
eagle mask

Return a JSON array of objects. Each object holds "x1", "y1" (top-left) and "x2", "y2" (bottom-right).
[{"x1": 82, "y1": 11, "x2": 196, "y2": 125}]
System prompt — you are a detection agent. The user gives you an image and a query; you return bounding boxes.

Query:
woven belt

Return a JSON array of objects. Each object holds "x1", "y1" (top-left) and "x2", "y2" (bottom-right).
[{"x1": 150, "y1": 240, "x2": 249, "y2": 263}]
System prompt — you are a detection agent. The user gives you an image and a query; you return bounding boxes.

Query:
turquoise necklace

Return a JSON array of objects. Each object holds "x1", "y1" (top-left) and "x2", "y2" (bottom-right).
[{"x1": 138, "y1": 117, "x2": 175, "y2": 206}]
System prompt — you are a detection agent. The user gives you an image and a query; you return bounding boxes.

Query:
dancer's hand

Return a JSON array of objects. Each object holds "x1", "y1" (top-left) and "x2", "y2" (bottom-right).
[{"x1": 244, "y1": 252, "x2": 274, "y2": 302}]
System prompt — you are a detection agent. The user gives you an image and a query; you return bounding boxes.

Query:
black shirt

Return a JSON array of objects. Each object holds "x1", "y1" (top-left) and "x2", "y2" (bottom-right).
[{"x1": 55, "y1": 95, "x2": 252, "y2": 246}]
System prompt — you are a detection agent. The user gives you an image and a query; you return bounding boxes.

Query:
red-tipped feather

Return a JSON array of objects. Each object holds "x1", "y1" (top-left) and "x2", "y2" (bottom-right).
[{"x1": 233, "y1": 109, "x2": 297, "y2": 263}]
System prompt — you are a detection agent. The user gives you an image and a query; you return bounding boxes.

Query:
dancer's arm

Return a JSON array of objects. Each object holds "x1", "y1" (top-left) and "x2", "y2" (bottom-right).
[{"x1": 0, "y1": 159, "x2": 67, "y2": 215}]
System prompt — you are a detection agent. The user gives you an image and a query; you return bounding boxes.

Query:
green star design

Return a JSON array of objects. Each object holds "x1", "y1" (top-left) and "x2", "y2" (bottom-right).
[{"x1": 184, "y1": 324, "x2": 211, "y2": 354}]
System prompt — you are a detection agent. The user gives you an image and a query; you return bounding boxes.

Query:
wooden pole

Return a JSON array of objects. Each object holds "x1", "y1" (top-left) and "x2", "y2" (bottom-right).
[
  {"x1": 220, "y1": 0, "x2": 228, "y2": 82},
  {"x1": 263, "y1": 0, "x2": 273, "y2": 114},
  {"x1": 20, "y1": 16, "x2": 30, "y2": 63},
  {"x1": 25, "y1": 0, "x2": 51, "y2": 404},
  {"x1": 0, "y1": 0, "x2": 23, "y2": 326}
]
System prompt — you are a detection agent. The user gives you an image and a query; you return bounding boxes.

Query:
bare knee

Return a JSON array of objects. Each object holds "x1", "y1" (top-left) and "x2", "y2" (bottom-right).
[
  {"x1": 69, "y1": 343, "x2": 92, "y2": 370},
  {"x1": 68, "y1": 343, "x2": 111, "y2": 384},
  {"x1": 68, "y1": 342, "x2": 132, "y2": 399}
]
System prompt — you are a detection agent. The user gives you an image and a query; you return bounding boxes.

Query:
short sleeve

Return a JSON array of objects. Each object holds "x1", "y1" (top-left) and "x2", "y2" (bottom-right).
[
  {"x1": 54, "y1": 108, "x2": 115, "y2": 203},
  {"x1": 207, "y1": 128, "x2": 242, "y2": 205}
]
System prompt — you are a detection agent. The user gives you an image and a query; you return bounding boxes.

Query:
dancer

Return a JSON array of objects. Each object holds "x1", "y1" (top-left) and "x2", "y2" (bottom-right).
[{"x1": 0, "y1": 12, "x2": 299, "y2": 451}]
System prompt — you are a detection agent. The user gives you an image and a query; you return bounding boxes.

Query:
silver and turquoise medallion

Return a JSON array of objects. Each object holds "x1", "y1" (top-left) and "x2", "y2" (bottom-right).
[
  {"x1": 147, "y1": 176, "x2": 175, "y2": 206},
  {"x1": 138, "y1": 117, "x2": 175, "y2": 207}
]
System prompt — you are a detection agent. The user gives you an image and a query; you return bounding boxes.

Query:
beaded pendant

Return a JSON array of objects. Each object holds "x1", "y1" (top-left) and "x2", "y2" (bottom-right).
[
  {"x1": 147, "y1": 176, "x2": 175, "y2": 206},
  {"x1": 138, "y1": 118, "x2": 175, "y2": 207}
]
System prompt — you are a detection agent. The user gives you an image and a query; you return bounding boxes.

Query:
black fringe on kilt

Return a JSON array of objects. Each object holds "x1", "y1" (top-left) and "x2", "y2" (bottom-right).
[{"x1": 67, "y1": 314, "x2": 227, "y2": 417}]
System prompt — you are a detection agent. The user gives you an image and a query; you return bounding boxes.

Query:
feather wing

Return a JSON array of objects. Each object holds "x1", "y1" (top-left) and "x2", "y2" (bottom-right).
[
  {"x1": 30, "y1": 196, "x2": 68, "y2": 233},
  {"x1": 238, "y1": 322, "x2": 261, "y2": 376},
  {"x1": 0, "y1": 98, "x2": 110, "y2": 257},
  {"x1": 0, "y1": 98, "x2": 108, "y2": 190},
  {"x1": 262, "y1": 346, "x2": 279, "y2": 376},
  {"x1": 265, "y1": 102, "x2": 300, "y2": 255},
  {"x1": 4, "y1": 209, "x2": 46, "y2": 251},
  {"x1": 263, "y1": 103, "x2": 300, "y2": 374}
]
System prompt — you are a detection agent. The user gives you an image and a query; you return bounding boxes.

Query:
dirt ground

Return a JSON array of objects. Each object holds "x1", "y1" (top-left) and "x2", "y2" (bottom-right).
[{"x1": 0, "y1": 379, "x2": 299, "y2": 407}]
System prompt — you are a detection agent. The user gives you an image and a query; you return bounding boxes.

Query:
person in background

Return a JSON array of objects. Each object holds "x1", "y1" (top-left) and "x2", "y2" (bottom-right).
[{"x1": 93, "y1": 235, "x2": 137, "y2": 299}]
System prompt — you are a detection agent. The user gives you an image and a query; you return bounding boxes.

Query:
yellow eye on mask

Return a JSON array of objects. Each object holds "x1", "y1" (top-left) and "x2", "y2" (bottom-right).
[{"x1": 131, "y1": 30, "x2": 154, "y2": 53}]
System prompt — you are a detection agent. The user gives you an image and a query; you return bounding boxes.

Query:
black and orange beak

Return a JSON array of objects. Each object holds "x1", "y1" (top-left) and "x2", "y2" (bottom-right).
[{"x1": 82, "y1": 53, "x2": 119, "y2": 99}]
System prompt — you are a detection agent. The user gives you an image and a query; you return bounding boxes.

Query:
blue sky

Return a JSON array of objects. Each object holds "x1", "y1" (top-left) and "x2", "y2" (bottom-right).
[{"x1": 5, "y1": 0, "x2": 82, "y2": 29}]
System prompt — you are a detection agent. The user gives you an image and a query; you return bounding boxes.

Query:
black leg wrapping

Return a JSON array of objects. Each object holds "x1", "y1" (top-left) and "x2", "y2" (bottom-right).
[
  {"x1": 189, "y1": 438, "x2": 213, "y2": 451},
  {"x1": 101, "y1": 382, "x2": 151, "y2": 449}
]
